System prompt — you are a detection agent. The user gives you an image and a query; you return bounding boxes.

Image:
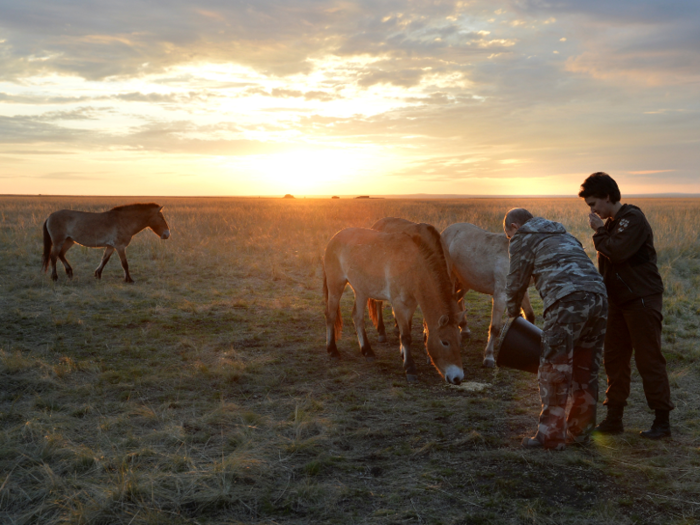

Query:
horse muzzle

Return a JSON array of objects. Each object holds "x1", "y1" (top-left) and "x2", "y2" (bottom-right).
[
  {"x1": 444, "y1": 365, "x2": 464, "y2": 385},
  {"x1": 161, "y1": 230, "x2": 171, "y2": 240}
]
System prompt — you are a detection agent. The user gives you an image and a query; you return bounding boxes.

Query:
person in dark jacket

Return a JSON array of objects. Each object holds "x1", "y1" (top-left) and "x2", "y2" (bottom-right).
[
  {"x1": 579, "y1": 172, "x2": 674, "y2": 439},
  {"x1": 505, "y1": 208, "x2": 608, "y2": 450}
]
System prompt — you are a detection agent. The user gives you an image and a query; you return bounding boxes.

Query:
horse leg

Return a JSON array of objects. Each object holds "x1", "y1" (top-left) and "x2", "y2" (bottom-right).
[
  {"x1": 95, "y1": 246, "x2": 115, "y2": 279},
  {"x1": 394, "y1": 304, "x2": 417, "y2": 381},
  {"x1": 325, "y1": 280, "x2": 344, "y2": 360},
  {"x1": 50, "y1": 243, "x2": 62, "y2": 281},
  {"x1": 58, "y1": 240, "x2": 74, "y2": 278},
  {"x1": 376, "y1": 301, "x2": 387, "y2": 343},
  {"x1": 521, "y1": 290, "x2": 536, "y2": 323},
  {"x1": 456, "y1": 287, "x2": 471, "y2": 337},
  {"x1": 352, "y1": 293, "x2": 375, "y2": 362},
  {"x1": 484, "y1": 291, "x2": 506, "y2": 368},
  {"x1": 116, "y1": 247, "x2": 134, "y2": 283},
  {"x1": 423, "y1": 320, "x2": 430, "y2": 364},
  {"x1": 393, "y1": 310, "x2": 400, "y2": 335}
]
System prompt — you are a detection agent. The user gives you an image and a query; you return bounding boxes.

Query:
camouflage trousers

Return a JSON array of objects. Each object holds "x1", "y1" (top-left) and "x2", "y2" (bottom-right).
[{"x1": 534, "y1": 291, "x2": 608, "y2": 448}]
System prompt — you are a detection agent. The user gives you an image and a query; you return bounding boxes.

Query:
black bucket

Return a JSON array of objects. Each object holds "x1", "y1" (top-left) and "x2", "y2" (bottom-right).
[{"x1": 496, "y1": 317, "x2": 542, "y2": 374}]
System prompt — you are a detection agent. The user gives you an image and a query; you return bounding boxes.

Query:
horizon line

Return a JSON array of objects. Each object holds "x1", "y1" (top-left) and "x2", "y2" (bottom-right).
[{"x1": 3, "y1": 192, "x2": 700, "y2": 199}]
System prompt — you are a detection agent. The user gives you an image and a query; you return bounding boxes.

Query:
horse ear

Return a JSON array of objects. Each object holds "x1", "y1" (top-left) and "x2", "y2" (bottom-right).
[
  {"x1": 439, "y1": 314, "x2": 449, "y2": 327},
  {"x1": 158, "y1": 206, "x2": 164, "y2": 212},
  {"x1": 459, "y1": 310, "x2": 467, "y2": 324}
]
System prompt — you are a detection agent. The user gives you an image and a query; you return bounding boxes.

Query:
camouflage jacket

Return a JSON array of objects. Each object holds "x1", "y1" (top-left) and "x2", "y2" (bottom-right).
[
  {"x1": 592, "y1": 204, "x2": 664, "y2": 305},
  {"x1": 506, "y1": 217, "x2": 606, "y2": 316}
]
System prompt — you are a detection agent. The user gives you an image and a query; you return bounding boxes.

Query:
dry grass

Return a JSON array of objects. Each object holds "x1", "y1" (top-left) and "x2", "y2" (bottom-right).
[{"x1": 1, "y1": 195, "x2": 699, "y2": 524}]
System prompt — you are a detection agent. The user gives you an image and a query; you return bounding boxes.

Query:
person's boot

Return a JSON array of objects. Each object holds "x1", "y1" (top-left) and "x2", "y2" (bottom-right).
[
  {"x1": 640, "y1": 409, "x2": 671, "y2": 439},
  {"x1": 593, "y1": 404, "x2": 624, "y2": 435}
]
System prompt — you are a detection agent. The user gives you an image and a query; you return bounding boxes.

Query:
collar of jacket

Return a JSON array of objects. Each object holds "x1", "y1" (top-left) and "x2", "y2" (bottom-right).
[{"x1": 605, "y1": 203, "x2": 639, "y2": 228}]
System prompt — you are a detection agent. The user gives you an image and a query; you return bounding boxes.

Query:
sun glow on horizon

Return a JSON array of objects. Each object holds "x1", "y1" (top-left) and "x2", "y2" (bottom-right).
[{"x1": 224, "y1": 147, "x2": 391, "y2": 195}]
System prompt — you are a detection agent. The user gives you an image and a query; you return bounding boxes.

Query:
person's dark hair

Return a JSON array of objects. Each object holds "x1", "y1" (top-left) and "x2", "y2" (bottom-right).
[
  {"x1": 503, "y1": 208, "x2": 534, "y2": 229},
  {"x1": 578, "y1": 172, "x2": 621, "y2": 203}
]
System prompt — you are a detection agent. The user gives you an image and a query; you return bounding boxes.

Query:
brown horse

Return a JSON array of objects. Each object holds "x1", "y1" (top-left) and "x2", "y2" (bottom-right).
[
  {"x1": 323, "y1": 226, "x2": 465, "y2": 384},
  {"x1": 41, "y1": 203, "x2": 170, "y2": 283},
  {"x1": 369, "y1": 217, "x2": 465, "y2": 342}
]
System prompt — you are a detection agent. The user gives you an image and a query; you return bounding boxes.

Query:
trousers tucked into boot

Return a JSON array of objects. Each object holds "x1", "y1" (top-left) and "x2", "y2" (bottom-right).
[
  {"x1": 640, "y1": 409, "x2": 671, "y2": 439},
  {"x1": 593, "y1": 404, "x2": 624, "y2": 434}
]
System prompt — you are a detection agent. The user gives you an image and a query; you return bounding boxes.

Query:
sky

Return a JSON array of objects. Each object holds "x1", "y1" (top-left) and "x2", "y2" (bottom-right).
[{"x1": 0, "y1": 0, "x2": 699, "y2": 197}]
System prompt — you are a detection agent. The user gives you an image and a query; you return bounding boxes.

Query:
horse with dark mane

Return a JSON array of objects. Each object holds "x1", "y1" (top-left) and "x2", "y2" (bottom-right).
[
  {"x1": 323, "y1": 225, "x2": 465, "y2": 384},
  {"x1": 369, "y1": 217, "x2": 464, "y2": 342},
  {"x1": 42, "y1": 203, "x2": 170, "y2": 283}
]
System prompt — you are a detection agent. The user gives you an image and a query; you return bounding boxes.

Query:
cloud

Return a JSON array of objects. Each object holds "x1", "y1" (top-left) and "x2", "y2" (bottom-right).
[
  {"x1": 36, "y1": 171, "x2": 102, "y2": 180},
  {"x1": 252, "y1": 87, "x2": 340, "y2": 101},
  {"x1": 510, "y1": 1, "x2": 700, "y2": 86},
  {"x1": 113, "y1": 91, "x2": 219, "y2": 103},
  {"x1": 0, "y1": 0, "x2": 698, "y2": 195},
  {"x1": 0, "y1": 115, "x2": 92, "y2": 144},
  {"x1": 37, "y1": 107, "x2": 103, "y2": 121},
  {"x1": 628, "y1": 169, "x2": 675, "y2": 175},
  {"x1": 0, "y1": 92, "x2": 102, "y2": 105}
]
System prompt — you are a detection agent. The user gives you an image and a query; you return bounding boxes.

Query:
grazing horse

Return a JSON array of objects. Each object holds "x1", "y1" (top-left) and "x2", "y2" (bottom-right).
[
  {"x1": 323, "y1": 226, "x2": 465, "y2": 384},
  {"x1": 442, "y1": 222, "x2": 535, "y2": 368},
  {"x1": 369, "y1": 217, "x2": 464, "y2": 342},
  {"x1": 41, "y1": 203, "x2": 170, "y2": 283}
]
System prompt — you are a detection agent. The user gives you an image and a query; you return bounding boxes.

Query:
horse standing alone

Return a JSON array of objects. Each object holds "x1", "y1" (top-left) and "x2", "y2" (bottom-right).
[
  {"x1": 323, "y1": 226, "x2": 465, "y2": 384},
  {"x1": 41, "y1": 203, "x2": 171, "y2": 283}
]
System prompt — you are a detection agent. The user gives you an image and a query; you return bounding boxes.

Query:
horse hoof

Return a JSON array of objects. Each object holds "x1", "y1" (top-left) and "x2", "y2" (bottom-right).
[
  {"x1": 328, "y1": 352, "x2": 341, "y2": 361},
  {"x1": 365, "y1": 356, "x2": 376, "y2": 363},
  {"x1": 377, "y1": 335, "x2": 387, "y2": 343},
  {"x1": 406, "y1": 374, "x2": 418, "y2": 383},
  {"x1": 482, "y1": 358, "x2": 496, "y2": 369}
]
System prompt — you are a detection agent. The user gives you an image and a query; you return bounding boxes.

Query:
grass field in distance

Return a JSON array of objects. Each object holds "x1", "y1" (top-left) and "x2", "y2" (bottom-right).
[{"x1": 1, "y1": 195, "x2": 699, "y2": 524}]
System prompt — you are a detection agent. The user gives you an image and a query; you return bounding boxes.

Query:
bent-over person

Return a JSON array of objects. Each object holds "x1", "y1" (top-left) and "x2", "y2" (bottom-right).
[
  {"x1": 580, "y1": 172, "x2": 674, "y2": 439},
  {"x1": 504, "y1": 208, "x2": 608, "y2": 450}
]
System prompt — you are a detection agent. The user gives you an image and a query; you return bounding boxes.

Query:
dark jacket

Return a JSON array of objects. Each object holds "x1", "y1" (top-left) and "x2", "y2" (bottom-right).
[
  {"x1": 592, "y1": 204, "x2": 664, "y2": 305},
  {"x1": 506, "y1": 217, "x2": 606, "y2": 316}
]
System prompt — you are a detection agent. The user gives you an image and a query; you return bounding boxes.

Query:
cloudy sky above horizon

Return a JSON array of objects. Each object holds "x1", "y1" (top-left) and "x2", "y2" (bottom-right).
[{"x1": 1, "y1": 0, "x2": 698, "y2": 196}]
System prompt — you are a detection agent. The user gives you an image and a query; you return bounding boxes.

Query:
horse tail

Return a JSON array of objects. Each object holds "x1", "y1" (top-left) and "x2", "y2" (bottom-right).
[
  {"x1": 323, "y1": 266, "x2": 342, "y2": 340},
  {"x1": 41, "y1": 220, "x2": 52, "y2": 273},
  {"x1": 367, "y1": 299, "x2": 380, "y2": 329}
]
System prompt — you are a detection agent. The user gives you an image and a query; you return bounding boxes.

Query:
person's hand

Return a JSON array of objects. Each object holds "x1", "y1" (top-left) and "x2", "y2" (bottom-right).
[{"x1": 588, "y1": 213, "x2": 604, "y2": 231}]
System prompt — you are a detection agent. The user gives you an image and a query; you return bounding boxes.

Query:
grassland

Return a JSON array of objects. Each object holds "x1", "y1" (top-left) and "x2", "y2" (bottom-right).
[{"x1": 1, "y1": 195, "x2": 699, "y2": 525}]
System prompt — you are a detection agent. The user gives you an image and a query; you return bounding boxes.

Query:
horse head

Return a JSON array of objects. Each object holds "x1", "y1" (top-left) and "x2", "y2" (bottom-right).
[
  {"x1": 149, "y1": 206, "x2": 171, "y2": 240},
  {"x1": 425, "y1": 313, "x2": 464, "y2": 385}
]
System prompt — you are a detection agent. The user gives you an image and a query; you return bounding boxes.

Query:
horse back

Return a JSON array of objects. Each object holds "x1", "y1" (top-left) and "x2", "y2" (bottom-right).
[
  {"x1": 325, "y1": 228, "x2": 422, "y2": 301},
  {"x1": 442, "y1": 223, "x2": 510, "y2": 294},
  {"x1": 370, "y1": 216, "x2": 417, "y2": 233}
]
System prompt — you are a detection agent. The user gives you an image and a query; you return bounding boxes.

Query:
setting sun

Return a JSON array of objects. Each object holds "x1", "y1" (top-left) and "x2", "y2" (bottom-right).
[{"x1": 225, "y1": 147, "x2": 391, "y2": 195}]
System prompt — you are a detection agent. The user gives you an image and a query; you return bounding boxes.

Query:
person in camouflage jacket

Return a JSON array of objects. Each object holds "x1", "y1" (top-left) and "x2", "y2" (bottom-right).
[{"x1": 504, "y1": 208, "x2": 608, "y2": 450}]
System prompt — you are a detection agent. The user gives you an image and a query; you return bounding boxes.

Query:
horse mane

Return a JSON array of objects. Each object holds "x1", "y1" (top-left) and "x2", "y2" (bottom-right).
[
  {"x1": 412, "y1": 225, "x2": 455, "y2": 311},
  {"x1": 110, "y1": 203, "x2": 160, "y2": 212}
]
